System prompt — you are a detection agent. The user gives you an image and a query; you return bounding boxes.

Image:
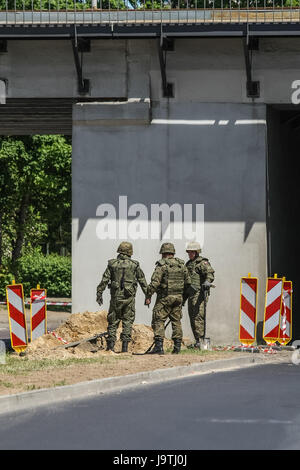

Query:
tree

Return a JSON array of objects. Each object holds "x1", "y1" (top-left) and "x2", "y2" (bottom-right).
[
  {"x1": 0, "y1": 0, "x2": 127, "y2": 10},
  {"x1": 0, "y1": 135, "x2": 72, "y2": 269}
]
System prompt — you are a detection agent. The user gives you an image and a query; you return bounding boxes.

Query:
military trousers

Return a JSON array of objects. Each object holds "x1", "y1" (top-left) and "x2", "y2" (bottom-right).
[
  {"x1": 151, "y1": 294, "x2": 183, "y2": 341},
  {"x1": 188, "y1": 290, "x2": 207, "y2": 340},
  {"x1": 107, "y1": 296, "x2": 135, "y2": 342}
]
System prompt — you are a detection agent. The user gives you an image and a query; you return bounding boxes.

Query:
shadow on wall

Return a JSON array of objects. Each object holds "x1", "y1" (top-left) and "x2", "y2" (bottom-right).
[{"x1": 72, "y1": 103, "x2": 267, "y2": 244}]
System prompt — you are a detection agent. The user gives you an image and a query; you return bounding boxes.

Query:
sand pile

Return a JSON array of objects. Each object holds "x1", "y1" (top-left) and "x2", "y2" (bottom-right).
[{"x1": 25, "y1": 310, "x2": 174, "y2": 359}]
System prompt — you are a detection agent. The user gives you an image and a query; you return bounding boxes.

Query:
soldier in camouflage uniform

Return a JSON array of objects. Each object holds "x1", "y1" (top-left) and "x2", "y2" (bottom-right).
[
  {"x1": 145, "y1": 242, "x2": 191, "y2": 355},
  {"x1": 184, "y1": 241, "x2": 215, "y2": 349},
  {"x1": 96, "y1": 242, "x2": 148, "y2": 352}
]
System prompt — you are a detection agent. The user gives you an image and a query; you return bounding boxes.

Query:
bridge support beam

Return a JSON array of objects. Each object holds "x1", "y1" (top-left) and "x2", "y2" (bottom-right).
[
  {"x1": 157, "y1": 37, "x2": 174, "y2": 98},
  {"x1": 243, "y1": 36, "x2": 260, "y2": 99},
  {"x1": 71, "y1": 36, "x2": 90, "y2": 95}
]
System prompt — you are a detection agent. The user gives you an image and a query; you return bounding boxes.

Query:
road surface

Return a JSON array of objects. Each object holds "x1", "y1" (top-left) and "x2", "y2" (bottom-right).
[{"x1": 0, "y1": 362, "x2": 299, "y2": 450}]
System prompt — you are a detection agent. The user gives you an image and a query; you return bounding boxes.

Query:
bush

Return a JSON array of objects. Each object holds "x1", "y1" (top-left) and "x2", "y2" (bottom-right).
[
  {"x1": 0, "y1": 267, "x2": 15, "y2": 300},
  {"x1": 14, "y1": 250, "x2": 71, "y2": 298}
]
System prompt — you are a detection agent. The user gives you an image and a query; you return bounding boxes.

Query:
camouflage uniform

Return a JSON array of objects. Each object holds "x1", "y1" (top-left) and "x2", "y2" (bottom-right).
[
  {"x1": 147, "y1": 243, "x2": 191, "y2": 354},
  {"x1": 96, "y1": 242, "x2": 148, "y2": 351},
  {"x1": 185, "y1": 255, "x2": 215, "y2": 341}
]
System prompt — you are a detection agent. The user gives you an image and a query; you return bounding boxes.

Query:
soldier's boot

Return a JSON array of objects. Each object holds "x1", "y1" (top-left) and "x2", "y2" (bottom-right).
[
  {"x1": 121, "y1": 341, "x2": 129, "y2": 353},
  {"x1": 172, "y1": 339, "x2": 182, "y2": 354},
  {"x1": 106, "y1": 339, "x2": 115, "y2": 351},
  {"x1": 149, "y1": 338, "x2": 164, "y2": 355},
  {"x1": 192, "y1": 336, "x2": 204, "y2": 349}
]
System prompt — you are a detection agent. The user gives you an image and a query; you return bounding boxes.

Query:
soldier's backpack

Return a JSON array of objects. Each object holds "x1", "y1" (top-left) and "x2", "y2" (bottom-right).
[
  {"x1": 108, "y1": 258, "x2": 139, "y2": 298},
  {"x1": 157, "y1": 257, "x2": 186, "y2": 296}
]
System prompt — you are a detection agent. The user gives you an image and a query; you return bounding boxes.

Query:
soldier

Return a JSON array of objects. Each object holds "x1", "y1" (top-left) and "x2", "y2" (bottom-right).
[
  {"x1": 96, "y1": 241, "x2": 148, "y2": 353},
  {"x1": 184, "y1": 241, "x2": 215, "y2": 349},
  {"x1": 145, "y1": 242, "x2": 191, "y2": 355}
]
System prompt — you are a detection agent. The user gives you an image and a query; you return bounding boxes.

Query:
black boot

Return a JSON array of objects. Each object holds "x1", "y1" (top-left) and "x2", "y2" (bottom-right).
[
  {"x1": 122, "y1": 341, "x2": 129, "y2": 353},
  {"x1": 172, "y1": 339, "x2": 182, "y2": 354},
  {"x1": 149, "y1": 338, "x2": 164, "y2": 355},
  {"x1": 106, "y1": 339, "x2": 115, "y2": 351}
]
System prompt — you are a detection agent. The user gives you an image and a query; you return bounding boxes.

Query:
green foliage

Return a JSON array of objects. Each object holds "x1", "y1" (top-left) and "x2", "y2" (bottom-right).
[
  {"x1": 15, "y1": 249, "x2": 71, "y2": 297},
  {"x1": 0, "y1": 266, "x2": 14, "y2": 299},
  {"x1": 0, "y1": 135, "x2": 71, "y2": 264},
  {"x1": 1, "y1": 0, "x2": 299, "y2": 10},
  {"x1": 0, "y1": 0, "x2": 127, "y2": 9},
  {"x1": 0, "y1": 135, "x2": 71, "y2": 299}
]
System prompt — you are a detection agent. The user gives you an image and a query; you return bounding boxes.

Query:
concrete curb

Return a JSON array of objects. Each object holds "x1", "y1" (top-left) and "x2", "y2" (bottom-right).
[{"x1": 0, "y1": 355, "x2": 287, "y2": 416}]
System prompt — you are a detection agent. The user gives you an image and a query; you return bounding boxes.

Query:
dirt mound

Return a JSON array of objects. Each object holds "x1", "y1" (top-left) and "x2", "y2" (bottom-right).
[
  {"x1": 25, "y1": 310, "x2": 174, "y2": 359},
  {"x1": 55, "y1": 311, "x2": 108, "y2": 342}
]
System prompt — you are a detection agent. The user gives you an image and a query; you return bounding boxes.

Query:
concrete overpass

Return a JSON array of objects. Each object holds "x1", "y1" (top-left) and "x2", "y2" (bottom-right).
[{"x1": 1, "y1": 5, "x2": 299, "y2": 344}]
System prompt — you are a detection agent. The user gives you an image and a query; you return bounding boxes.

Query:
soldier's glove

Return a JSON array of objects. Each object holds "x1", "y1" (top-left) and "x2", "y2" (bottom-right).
[
  {"x1": 202, "y1": 281, "x2": 212, "y2": 291},
  {"x1": 97, "y1": 294, "x2": 103, "y2": 306}
]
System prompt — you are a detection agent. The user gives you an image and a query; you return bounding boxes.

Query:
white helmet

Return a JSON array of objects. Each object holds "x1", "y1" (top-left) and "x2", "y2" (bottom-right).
[{"x1": 186, "y1": 241, "x2": 201, "y2": 253}]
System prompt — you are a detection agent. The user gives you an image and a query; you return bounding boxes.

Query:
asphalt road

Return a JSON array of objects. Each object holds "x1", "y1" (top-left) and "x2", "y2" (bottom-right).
[{"x1": 0, "y1": 363, "x2": 299, "y2": 450}]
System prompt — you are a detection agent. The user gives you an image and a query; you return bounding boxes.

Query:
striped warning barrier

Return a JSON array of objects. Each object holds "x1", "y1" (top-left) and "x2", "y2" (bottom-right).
[
  {"x1": 239, "y1": 273, "x2": 258, "y2": 346},
  {"x1": 263, "y1": 274, "x2": 283, "y2": 345},
  {"x1": 6, "y1": 282, "x2": 28, "y2": 353},
  {"x1": 46, "y1": 301, "x2": 72, "y2": 306},
  {"x1": 30, "y1": 285, "x2": 47, "y2": 341},
  {"x1": 278, "y1": 278, "x2": 293, "y2": 346},
  {"x1": 47, "y1": 330, "x2": 69, "y2": 344},
  {"x1": 0, "y1": 300, "x2": 72, "y2": 306}
]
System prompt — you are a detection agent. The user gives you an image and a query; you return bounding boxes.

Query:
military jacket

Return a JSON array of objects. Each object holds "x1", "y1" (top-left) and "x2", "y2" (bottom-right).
[
  {"x1": 147, "y1": 257, "x2": 191, "y2": 298},
  {"x1": 185, "y1": 255, "x2": 215, "y2": 292},
  {"x1": 97, "y1": 254, "x2": 148, "y2": 298}
]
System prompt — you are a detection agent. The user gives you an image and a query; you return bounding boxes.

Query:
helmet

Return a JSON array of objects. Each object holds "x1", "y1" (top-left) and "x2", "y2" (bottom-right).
[
  {"x1": 186, "y1": 241, "x2": 201, "y2": 253},
  {"x1": 159, "y1": 242, "x2": 175, "y2": 254},
  {"x1": 117, "y1": 241, "x2": 133, "y2": 256}
]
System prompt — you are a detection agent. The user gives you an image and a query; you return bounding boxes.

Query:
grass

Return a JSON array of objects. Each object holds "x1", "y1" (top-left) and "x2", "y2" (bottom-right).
[
  {"x1": 26, "y1": 384, "x2": 41, "y2": 391},
  {"x1": 0, "y1": 380, "x2": 14, "y2": 388},
  {"x1": 52, "y1": 379, "x2": 67, "y2": 387},
  {"x1": 0, "y1": 352, "x2": 132, "y2": 377},
  {"x1": 163, "y1": 346, "x2": 220, "y2": 355},
  {"x1": 180, "y1": 347, "x2": 219, "y2": 355}
]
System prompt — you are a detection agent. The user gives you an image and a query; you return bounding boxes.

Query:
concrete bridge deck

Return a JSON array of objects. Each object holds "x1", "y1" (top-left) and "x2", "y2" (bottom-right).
[
  {"x1": 1, "y1": 8, "x2": 300, "y2": 37},
  {"x1": 1, "y1": 8, "x2": 300, "y2": 26}
]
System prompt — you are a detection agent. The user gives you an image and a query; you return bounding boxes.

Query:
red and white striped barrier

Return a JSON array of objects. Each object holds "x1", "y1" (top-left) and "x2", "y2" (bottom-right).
[
  {"x1": 263, "y1": 274, "x2": 283, "y2": 345},
  {"x1": 6, "y1": 282, "x2": 28, "y2": 353},
  {"x1": 30, "y1": 286, "x2": 47, "y2": 341},
  {"x1": 0, "y1": 300, "x2": 71, "y2": 306},
  {"x1": 239, "y1": 273, "x2": 258, "y2": 346},
  {"x1": 47, "y1": 330, "x2": 69, "y2": 344},
  {"x1": 46, "y1": 301, "x2": 72, "y2": 306},
  {"x1": 278, "y1": 279, "x2": 293, "y2": 346}
]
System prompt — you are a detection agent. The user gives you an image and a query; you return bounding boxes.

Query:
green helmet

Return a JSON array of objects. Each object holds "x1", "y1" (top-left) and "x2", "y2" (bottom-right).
[
  {"x1": 159, "y1": 242, "x2": 175, "y2": 254},
  {"x1": 186, "y1": 241, "x2": 201, "y2": 253},
  {"x1": 117, "y1": 241, "x2": 133, "y2": 256}
]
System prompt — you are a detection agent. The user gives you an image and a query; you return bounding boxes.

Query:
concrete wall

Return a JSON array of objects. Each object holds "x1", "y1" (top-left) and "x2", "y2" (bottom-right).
[{"x1": 72, "y1": 100, "x2": 267, "y2": 345}]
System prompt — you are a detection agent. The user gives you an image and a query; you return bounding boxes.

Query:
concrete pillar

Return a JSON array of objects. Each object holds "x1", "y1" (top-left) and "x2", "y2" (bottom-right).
[{"x1": 72, "y1": 100, "x2": 267, "y2": 345}]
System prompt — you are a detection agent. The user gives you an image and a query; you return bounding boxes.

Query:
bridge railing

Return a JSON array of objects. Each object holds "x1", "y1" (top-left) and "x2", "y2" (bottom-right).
[{"x1": 0, "y1": 0, "x2": 300, "y2": 24}]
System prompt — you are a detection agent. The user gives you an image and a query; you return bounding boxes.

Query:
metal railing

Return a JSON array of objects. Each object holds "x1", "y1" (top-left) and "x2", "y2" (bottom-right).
[{"x1": 1, "y1": 0, "x2": 300, "y2": 24}]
